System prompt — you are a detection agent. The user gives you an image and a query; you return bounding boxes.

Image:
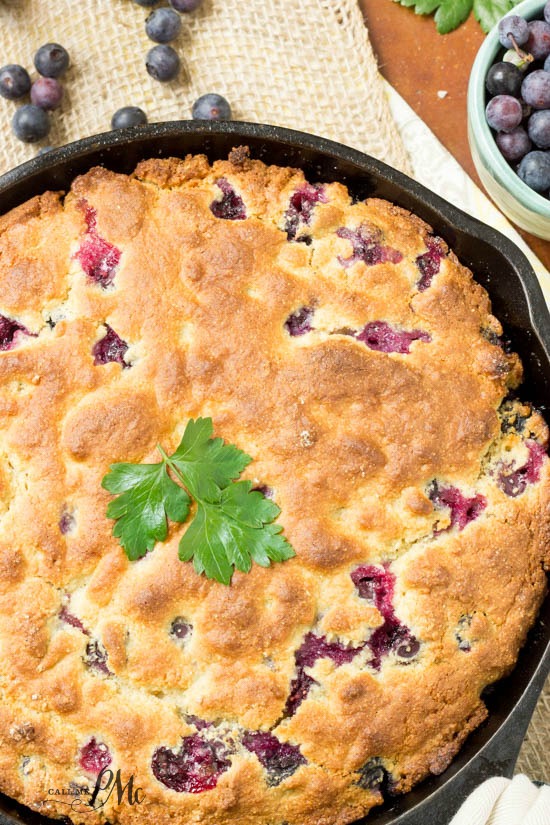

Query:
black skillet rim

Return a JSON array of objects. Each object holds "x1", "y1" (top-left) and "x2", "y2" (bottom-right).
[{"x1": 0, "y1": 120, "x2": 548, "y2": 825}]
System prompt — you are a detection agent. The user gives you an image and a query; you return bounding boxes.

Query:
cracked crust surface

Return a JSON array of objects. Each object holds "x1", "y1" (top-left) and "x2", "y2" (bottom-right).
[{"x1": 0, "y1": 150, "x2": 548, "y2": 825}]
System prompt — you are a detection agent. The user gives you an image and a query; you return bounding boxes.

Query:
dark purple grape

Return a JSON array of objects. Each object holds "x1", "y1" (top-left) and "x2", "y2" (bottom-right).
[
  {"x1": 521, "y1": 70, "x2": 550, "y2": 110},
  {"x1": 30, "y1": 77, "x2": 63, "y2": 110},
  {"x1": 192, "y1": 93, "x2": 231, "y2": 120},
  {"x1": 528, "y1": 110, "x2": 550, "y2": 149},
  {"x1": 145, "y1": 7, "x2": 182, "y2": 43},
  {"x1": 485, "y1": 62, "x2": 523, "y2": 97},
  {"x1": 496, "y1": 127, "x2": 532, "y2": 161},
  {"x1": 525, "y1": 20, "x2": 550, "y2": 61},
  {"x1": 485, "y1": 95, "x2": 523, "y2": 132},
  {"x1": 111, "y1": 106, "x2": 148, "y2": 128},
  {"x1": 34, "y1": 43, "x2": 69, "y2": 78},
  {"x1": 145, "y1": 45, "x2": 180, "y2": 81},
  {"x1": 0, "y1": 64, "x2": 31, "y2": 100},
  {"x1": 498, "y1": 15, "x2": 529, "y2": 49},
  {"x1": 12, "y1": 104, "x2": 50, "y2": 143},
  {"x1": 170, "y1": 0, "x2": 202, "y2": 9},
  {"x1": 517, "y1": 151, "x2": 550, "y2": 194}
]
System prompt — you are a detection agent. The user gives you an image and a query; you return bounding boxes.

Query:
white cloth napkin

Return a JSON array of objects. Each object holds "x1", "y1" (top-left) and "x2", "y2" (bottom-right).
[{"x1": 449, "y1": 775, "x2": 550, "y2": 824}]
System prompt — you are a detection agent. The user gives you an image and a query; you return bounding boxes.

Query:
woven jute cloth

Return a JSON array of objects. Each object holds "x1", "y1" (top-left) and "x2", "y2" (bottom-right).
[
  {"x1": 0, "y1": 0, "x2": 547, "y2": 788},
  {"x1": 0, "y1": 0, "x2": 411, "y2": 174}
]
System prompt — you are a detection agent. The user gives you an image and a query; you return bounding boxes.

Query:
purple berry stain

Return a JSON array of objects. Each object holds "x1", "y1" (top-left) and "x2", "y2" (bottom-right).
[
  {"x1": 75, "y1": 201, "x2": 121, "y2": 287},
  {"x1": 59, "y1": 604, "x2": 90, "y2": 636},
  {"x1": 497, "y1": 440, "x2": 546, "y2": 497},
  {"x1": 337, "y1": 224, "x2": 402, "y2": 268},
  {"x1": 284, "y1": 632, "x2": 363, "y2": 716},
  {"x1": 79, "y1": 738, "x2": 112, "y2": 775},
  {"x1": 428, "y1": 483, "x2": 487, "y2": 532},
  {"x1": 210, "y1": 178, "x2": 246, "y2": 220},
  {"x1": 351, "y1": 565, "x2": 420, "y2": 670},
  {"x1": 151, "y1": 733, "x2": 231, "y2": 793},
  {"x1": 355, "y1": 321, "x2": 430, "y2": 353},
  {"x1": 284, "y1": 183, "x2": 327, "y2": 241},
  {"x1": 184, "y1": 715, "x2": 212, "y2": 732},
  {"x1": 92, "y1": 325, "x2": 129, "y2": 367},
  {"x1": 242, "y1": 730, "x2": 306, "y2": 786},
  {"x1": 285, "y1": 306, "x2": 314, "y2": 336},
  {"x1": 0, "y1": 315, "x2": 34, "y2": 351},
  {"x1": 416, "y1": 237, "x2": 446, "y2": 291},
  {"x1": 84, "y1": 640, "x2": 112, "y2": 676},
  {"x1": 59, "y1": 511, "x2": 76, "y2": 535},
  {"x1": 170, "y1": 617, "x2": 192, "y2": 642}
]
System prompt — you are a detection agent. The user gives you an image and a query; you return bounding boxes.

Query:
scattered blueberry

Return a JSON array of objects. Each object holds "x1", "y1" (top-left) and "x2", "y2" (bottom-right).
[
  {"x1": 146, "y1": 44, "x2": 180, "y2": 81},
  {"x1": 192, "y1": 93, "x2": 232, "y2": 121},
  {"x1": 30, "y1": 77, "x2": 63, "y2": 111},
  {"x1": 455, "y1": 615, "x2": 473, "y2": 652},
  {"x1": 34, "y1": 43, "x2": 70, "y2": 78},
  {"x1": 283, "y1": 183, "x2": 326, "y2": 241},
  {"x1": 170, "y1": 0, "x2": 203, "y2": 9},
  {"x1": 12, "y1": 104, "x2": 50, "y2": 143},
  {"x1": 145, "y1": 7, "x2": 182, "y2": 43},
  {"x1": 59, "y1": 511, "x2": 76, "y2": 535},
  {"x1": 111, "y1": 106, "x2": 148, "y2": 129},
  {"x1": 517, "y1": 150, "x2": 550, "y2": 193},
  {"x1": 0, "y1": 64, "x2": 31, "y2": 100}
]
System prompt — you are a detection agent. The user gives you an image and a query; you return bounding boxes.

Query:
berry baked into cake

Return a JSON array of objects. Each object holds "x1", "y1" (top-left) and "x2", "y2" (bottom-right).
[{"x1": 0, "y1": 147, "x2": 548, "y2": 825}]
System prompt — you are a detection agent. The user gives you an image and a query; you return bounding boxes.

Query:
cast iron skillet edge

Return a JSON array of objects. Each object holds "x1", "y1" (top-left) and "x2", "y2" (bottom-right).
[{"x1": 0, "y1": 121, "x2": 548, "y2": 825}]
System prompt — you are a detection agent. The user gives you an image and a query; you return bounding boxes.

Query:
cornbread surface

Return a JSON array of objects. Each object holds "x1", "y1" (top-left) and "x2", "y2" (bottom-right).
[{"x1": 0, "y1": 150, "x2": 548, "y2": 825}]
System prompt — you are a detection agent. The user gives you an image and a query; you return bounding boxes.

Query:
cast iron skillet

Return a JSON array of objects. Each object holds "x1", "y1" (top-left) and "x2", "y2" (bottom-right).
[{"x1": 0, "y1": 121, "x2": 548, "y2": 825}]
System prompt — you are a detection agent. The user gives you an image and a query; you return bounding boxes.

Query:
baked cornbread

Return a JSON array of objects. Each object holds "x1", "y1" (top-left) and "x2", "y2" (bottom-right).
[{"x1": 0, "y1": 147, "x2": 548, "y2": 825}]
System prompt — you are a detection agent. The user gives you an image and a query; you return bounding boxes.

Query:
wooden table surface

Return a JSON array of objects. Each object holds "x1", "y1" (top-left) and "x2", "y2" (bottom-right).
[{"x1": 359, "y1": 0, "x2": 550, "y2": 271}]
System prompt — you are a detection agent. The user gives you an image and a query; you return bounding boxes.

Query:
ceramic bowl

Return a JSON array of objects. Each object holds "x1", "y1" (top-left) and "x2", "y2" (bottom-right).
[{"x1": 468, "y1": 0, "x2": 550, "y2": 239}]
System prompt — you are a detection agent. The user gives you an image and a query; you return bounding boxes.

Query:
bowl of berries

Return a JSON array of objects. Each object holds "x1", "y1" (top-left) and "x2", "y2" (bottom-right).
[{"x1": 468, "y1": 0, "x2": 550, "y2": 239}]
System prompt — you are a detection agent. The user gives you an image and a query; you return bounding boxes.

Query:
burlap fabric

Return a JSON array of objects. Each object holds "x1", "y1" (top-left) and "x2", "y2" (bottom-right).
[{"x1": 0, "y1": 0, "x2": 547, "y2": 788}]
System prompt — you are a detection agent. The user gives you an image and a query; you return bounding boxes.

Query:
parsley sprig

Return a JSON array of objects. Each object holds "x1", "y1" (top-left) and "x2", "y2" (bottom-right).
[
  {"x1": 102, "y1": 418, "x2": 294, "y2": 584},
  {"x1": 394, "y1": 0, "x2": 515, "y2": 34}
]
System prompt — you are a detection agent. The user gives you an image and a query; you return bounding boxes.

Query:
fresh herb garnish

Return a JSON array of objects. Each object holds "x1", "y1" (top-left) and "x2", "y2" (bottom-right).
[
  {"x1": 394, "y1": 0, "x2": 515, "y2": 34},
  {"x1": 102, "y1": 418, "x2": 294, "y2": 584}
]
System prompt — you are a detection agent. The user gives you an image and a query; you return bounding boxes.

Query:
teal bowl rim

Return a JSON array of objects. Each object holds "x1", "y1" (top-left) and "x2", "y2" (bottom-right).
[{"x1": 467, "y1": 0, "x2": 550, "y2": 218}]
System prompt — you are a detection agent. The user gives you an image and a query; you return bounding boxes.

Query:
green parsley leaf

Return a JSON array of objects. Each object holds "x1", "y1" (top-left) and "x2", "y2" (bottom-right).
[
  {"x1": 473, "y1": 0, "x2": 515, "y2": 33},
  {"x1": 178, "y1": 483, "x2": 294, "y2": 586},
  {"x1": 102, "y1": 419, "x2": 294, "y2": 583},
  {"x1": 434, "y1": 0, "x2": 472, "y2": 34},
  {"x1": 394, "y1": 0, "x2": 513, "y2": 32},
  {"x1": 171, "y1": 417, "x2": 252, "y2": 501},
  {"x1": 103, "y1": 463, "x2": 190, "y2": 560}
]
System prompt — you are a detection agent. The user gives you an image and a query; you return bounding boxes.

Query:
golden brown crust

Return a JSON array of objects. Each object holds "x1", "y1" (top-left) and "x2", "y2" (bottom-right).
[{"x1": 0, "y1": 152, "x2": 547, "y2": 825}]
